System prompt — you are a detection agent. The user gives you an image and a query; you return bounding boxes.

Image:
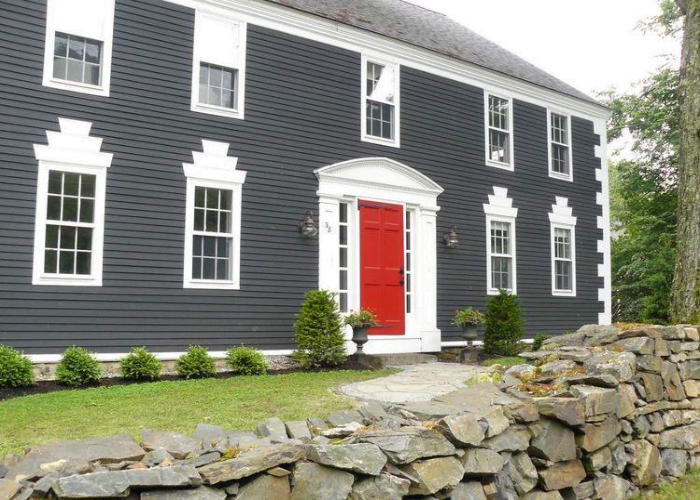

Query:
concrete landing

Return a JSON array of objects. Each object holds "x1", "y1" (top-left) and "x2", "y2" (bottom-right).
[{"x1": 340, "y1": 362, "x2": 486, "y2": 403}]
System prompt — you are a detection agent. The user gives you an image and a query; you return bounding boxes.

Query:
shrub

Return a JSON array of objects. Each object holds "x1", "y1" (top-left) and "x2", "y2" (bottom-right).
[
  {"x1": 225, "y1": 346, "x2": 267, "y2": 375},
  {"x1": 293, "y1": 290, "x2": 347, "y2": 369},
  {"x1": 483, "y1": 290, "x2": 525, "y2": 356},
  {"x1": 532, "y1": 333, "x2": 550, "y2": 352},
  {"x1": 56, "y1": 346, "x2": 102, "y2": 387},
  {"x1": 176, "y1": 346, "x2": 216, "y2": 379},
  {"x1": 0, "y1": 345, "x2": 34, "y2": 388},
  {"x1": 120, "y1": 347, "x2": 162, "y2": 381}
]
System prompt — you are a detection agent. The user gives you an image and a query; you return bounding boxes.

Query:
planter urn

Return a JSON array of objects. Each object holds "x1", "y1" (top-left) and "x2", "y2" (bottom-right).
[
  {"x1": 351, "y1": 325, "x2": 371, "y2": 354},
  {"x1": 462, "y1": 324, "x2": 479, "y2": 346}
]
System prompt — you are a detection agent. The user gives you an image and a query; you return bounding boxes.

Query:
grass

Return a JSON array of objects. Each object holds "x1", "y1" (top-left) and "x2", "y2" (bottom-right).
[
  {"x1": 637, "y1": 470, "x2": 700, "y2": 499},
  {"x1": 481, "y1": 357, "x2": 526, "y2": 367},
  {"x1": 0, "y1": 370, "x2": 395, "y2": 457}
]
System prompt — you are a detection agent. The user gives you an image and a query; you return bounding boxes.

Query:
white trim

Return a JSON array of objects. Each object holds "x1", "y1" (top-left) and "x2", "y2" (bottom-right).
[
  {"x1": 483, "y1": 187, "x2": 518, "y2": 295},
  {"x1": 442, "y1": 338, "x2": 533, "y2": 348},
  {"x1": 484, "y1": 91, "x2": 515, "y2": 171},
  {"x1": 27, "y1": 349, "x2": 294, "y2": 364},
  {"x1": 32, "y1": 118, "x2": 113, "y2": 286},
  {"x1": 183, "y1": 140, "x2": 247, "y2": 289},
  {"x1": 42, "y1": 0, "x2": 115, "y2": 97},
  {"x1": 361, "y1": 53, "x2": 401, "y2": 148},
  {"x1": 594, "y1": 119, "x2": 612, "y2": 324},
  {"x1": 547, "y1": 109, "x2": 574, "y2": 182},
  {"x1": 316, "y1": 158, "x2": 442, "y2": 354},
  {"x1": 548, "y1": 197, "x2": 577, "y2": 297},
  {"x1": 164, "y1": 0, "x2": 609, "y2": 122},
  {"x1": 191, "y1": 8, "x2": 247, "y2": 119}
]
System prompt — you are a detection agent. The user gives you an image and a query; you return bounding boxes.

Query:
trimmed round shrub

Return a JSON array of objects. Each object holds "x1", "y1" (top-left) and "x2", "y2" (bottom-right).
[
  {"x1": 0, "y1": 345, "x2": 35, "y2": 388},
  {"x1": 293, "y1": 289, "x2": 347, "y2": 369},
  {"x1": 225, "y1": 346, "x2": 267, "y2": 376},
  {"x1": 56, "y1": 346, "x2": 102, "y2": 387},
  {"x1": 120, "y1": 347, "x2": 162, "y2": 381},
  {"x1": 483, "y1": 290, "x2": 526, "y2": 356},
  {"x1": 176, "y1": 346, "x2": 216, "y2": 379}
]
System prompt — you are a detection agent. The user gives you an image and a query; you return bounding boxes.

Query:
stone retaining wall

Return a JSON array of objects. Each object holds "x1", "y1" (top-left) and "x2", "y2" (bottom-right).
[{"x1": 2, "y1": 324, "x2": 700, "y2": 499}]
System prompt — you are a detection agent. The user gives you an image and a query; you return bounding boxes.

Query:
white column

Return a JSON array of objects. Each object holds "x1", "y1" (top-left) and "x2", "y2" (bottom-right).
[{"x1": 416, "y1": 205, "x2": 441, "y2": 352}]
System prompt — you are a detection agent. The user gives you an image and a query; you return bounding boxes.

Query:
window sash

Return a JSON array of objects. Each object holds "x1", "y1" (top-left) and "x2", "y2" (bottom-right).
[
  {"x1": 488, "y1": 95, "x2": 510, "y2": 132},
  {"x1": 338, "y1": 202, "x2": 349, "y2": 313},
  {"x1": 198, "y1": 62, "x2": 238, "y2": 110},
  {"x1": 486, "y1": 94, "x2": 512, "y2": 166},
  {"x1": 488, "y1": 219, "x2": 514, "y2": 292},
  {"x1": 552, "y1": 226, "x2": 575, "y2": 293},
  {"x1": 190, "y1": 186, "x2": 235, "y2": 283}
]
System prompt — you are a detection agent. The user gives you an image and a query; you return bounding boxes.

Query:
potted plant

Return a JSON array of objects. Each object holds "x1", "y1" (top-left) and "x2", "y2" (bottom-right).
[
  {"x1": 344, "y1": 309, "x2": 379, "y2": 354},
  {"x1": 452, "y1": 307, "x2": 486, "y2": 346}
]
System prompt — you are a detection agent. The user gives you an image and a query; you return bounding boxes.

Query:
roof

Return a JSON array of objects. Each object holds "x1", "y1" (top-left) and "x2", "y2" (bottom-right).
[{"x1": 263, "y1": 0, "x2": 600, "y2": 106}]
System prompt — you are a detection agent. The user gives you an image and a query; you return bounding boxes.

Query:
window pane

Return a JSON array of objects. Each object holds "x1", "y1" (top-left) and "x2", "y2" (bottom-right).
[
  {"x1": 79, "y1": 199, "x2": 94, "y2": 223},
  {"x1": 53, "y1": 57, "x2": 67, "y2": 80},
  {"x1": 339, "y1": 293, "x2": 348, "y2": 313},
  {"x1": 193, "y1": 235, "x2": 203, "y2": 257},
  {"x1": 194, "y1": 209, "x2": 205, "y2": 231},
  {"x1": 85, "y1": 40, "x2": 101, "y2": 64},
  {"x1": 81, "y1": 175, "x2": 96, "y2": 197},
  {"x1": 222, "y1": 90, "x2": 234, "y2": 109},
  {"x1": 64, "y1": 173, "x2": 80, "y2": 196},
  {"x1": 60, "y1": 226, "x2": 76, "y2": 249},
  {"x1": 339, "y1": 247, "x2": 347, "y2": 268},
  {"x1": 219, "y1": 211, "x2": 229, "y2": 233},
  {"x1": 220, "y1": 190, "x2": 232, "y2": 210},
  {"x1": 216, "y1": 258, "x2": 228, "y2": 280},
  {"x1": 340, "y1": 270, "x2": 347, "y2": 291},
  {"x1": 339, "y1": 225, "x2": 347, "y2": 245},
  {"x1": 210, "y1": 67, "x2": 223, "y2": 87},
  {"x1": 68, "y1": 37, "x2": 84, "y2": 60},
  {"x1": 77, "y1": 227, "x2": 93, "y2": 251},
  {"x1": 205, "y1": 210, "x2": 218, "y2": 232},
  {"x1": 85, "y1": 63, "x2": 100, "y2": 86},
  {"x1": 199, "y1": 65, "x2": 209, "y2": 85},
  {"x1": 62, "y1": 197, "x2": 78, "y2": 222},
  {"x1": 59, "y1": 251, "x2": 75, "y2": 274},
  {"x1": 208, "y1": 87, "x2": 222, "y2": 107},
  {"x1": 66, "y1": 59, "x2": 83, "y2": 82},
  {"x1": 44, "y1": 250, "x2": 58, "y2": 273},
  {"x1": 76, "y1": 252, "x2": 91, "y2": 275},
  {"x1": 202, "y1": 258, "x2": 215, "y2": 279},
  {"x1": 340, "y1": 203, "x2": 348, "y2": 223},
  {"x1": 47, "y1": 196, "x2": 62, "y2": 220},
  {"x1": 203, "y1": 236, "x2": 216, "y2": 257},
  {"x1": 46, "y1": 225, "x2": 59, "y2": 248},
  {"x1": 192, "y1": 257, "x2": 202, "y2": 279},
  {"x1": 195, "y1": 187, "x2": 206, "y2": 207},
  {"x1": 217, "y1": 237, "x2": 229, "y2": 258},
  {"x1": 489, "y1": 130, "x2": 510, "y2": 164},
  {"x1": 199, "y1": 83, "x2": 208, "y2": 105},
  {"x1": 54, "y1": 33, "x2": 69, "y2": 57},
  {"x1": 49, "y1": 171, "x2": 63, "y2": 194},
  {"x1": 206, "y1": 189, "x2": 219, "y2": 209}
]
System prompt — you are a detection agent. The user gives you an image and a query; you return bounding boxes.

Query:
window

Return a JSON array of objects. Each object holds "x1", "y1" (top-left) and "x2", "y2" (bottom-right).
[
  {"x1": 33, "y1": 118, "x2": 112, "y2": 286},
  {"x1": 192, "y1": 10, "x2": 247, "y2": 119},
  {"x1": 338, "y1": 203, "x2": 349, "y2": 312},
  {"x1": 485, "y1": 93, "x2": 514, "y2": 170},
  {"x1": 362, "y1": 56, "x2": 400, "y2": 147},
  {"x1": 183, "y1": 140, "x2": 247, "y2": 290},
  {"x1": 43, "y1": 0, "x2": 115, "y2": 96},
  {"x1": 488, "y1": 219, "x2": 515, "y2": 293},
  {"x1": 549, "y1": 111, "x2": 573, "y2": 180},
  {"x1": 405, "y1": 210, "x2": 413, "y2": 314},
  {"x1": 549, "y1": 197, "x2": 577, "y2": 296}
]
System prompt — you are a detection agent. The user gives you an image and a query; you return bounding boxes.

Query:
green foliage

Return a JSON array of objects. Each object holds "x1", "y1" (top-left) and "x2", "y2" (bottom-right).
[
  {"x1": 481, "y1": 357, "x2": 525, "y2": 368},
  {"x1": 344, "y1": 309, "x2": 378, "y2": 329},
  {"x1": 532, "y1": 334, "x2": 550, "y2": 352},
  {"x1": 293, "y1": 290, "x2": 347, "y2": 369},
  {"x1": 120, "y1": 347, "x2": 162, "y2": 381},
  {"x1": 637, "y1": 0, "x2": 684, "y2": 38},
  {"x1": 483, "y1": 290, "x2": 525, "y2": 356},
  {"x1": 601, "y1": 67, "x2": 680, "y2": 324},
  {"x1": 56, "y1": 347, "x2": 102, "y2": 387},
  {"x1": 176, "y1": 346, "x2": 216, "y2": 379},
  {"x1": 225, "y1": 346, "x2": 267, "y2": 376},
  {"x1": 451, "y1": 307, "x2": 486, "y2": 327},
  {"x1": 0, "y1": 346, "x2": 34, "y2": 388}
]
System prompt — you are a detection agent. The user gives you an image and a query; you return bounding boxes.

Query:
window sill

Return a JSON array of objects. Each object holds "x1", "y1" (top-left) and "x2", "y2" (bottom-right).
[
  {"x1": 488, "y1": 288, "x2": 515, "y2": 296},
  {"x1": 549, "y1": 171, "x2": 574, "y2": 182},
  {"x1": 553, "y1": 290, "x2": 577, "y2": 297},
  {"x1": 361, "y1": 134, "x2": 401, "y2": 149},
  {"x1": 485, "y1": 159, "x2": 514, "y2": 171},
  {"x1": 191, "y1": 102, "x2": 244, "y2": 120},
  {"x1": 44, "y1": 78, "x2": 109, "y2": 97},
  {"x1": 33, "y1": 274, "x2": 102, "y2": 287},
  {"x1": 184, "y1": 279, "x2": 240, "y2": 290}
]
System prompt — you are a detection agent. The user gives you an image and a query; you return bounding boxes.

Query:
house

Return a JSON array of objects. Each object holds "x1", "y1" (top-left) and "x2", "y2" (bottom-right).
[{"x1": 0, "y1": 0, "x2": 611, "y2": 362}]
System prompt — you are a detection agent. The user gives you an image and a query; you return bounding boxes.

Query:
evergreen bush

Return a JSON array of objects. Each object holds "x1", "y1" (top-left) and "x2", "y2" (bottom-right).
[
  {"x1": 293, "y1": 290, "x2": 347, "y2": 369},
  {"x1": 176, "y1": 346, "x2": 216, "y2": 379},
  {"x1": 120, "y1": 347, "x2": 162, "y2": 381},
  {"x1": 532, "y1": 333, "x2": 550, "y2": 352},
  {"x1": 225, "y1": 346, "x2": 267, "y2": 375},
  {"x1": 483, "y1": 290, "x2": 525, "y2": 356},
  {"x1": 0, "y1": 345, "x2": 34, "y2": 388},
  {"x1": 56, "y1": 346, "x2": 102, "y2": 387}
]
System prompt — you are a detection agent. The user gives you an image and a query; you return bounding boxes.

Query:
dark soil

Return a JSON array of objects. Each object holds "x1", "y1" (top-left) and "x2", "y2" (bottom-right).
[{"x1": 0, "y1": 361, "x2": 373, "y2": 402}]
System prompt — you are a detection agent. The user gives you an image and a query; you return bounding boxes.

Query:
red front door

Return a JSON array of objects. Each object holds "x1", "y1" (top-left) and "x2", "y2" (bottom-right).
[{"x1": 359, "y1": 200, "x2": 405, "y2": 335}]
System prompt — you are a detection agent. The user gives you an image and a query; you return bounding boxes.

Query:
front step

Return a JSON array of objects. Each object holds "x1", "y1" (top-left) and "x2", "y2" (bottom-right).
[{"x1": 370, "y1": 353, "x2": 438, "y2": 368}]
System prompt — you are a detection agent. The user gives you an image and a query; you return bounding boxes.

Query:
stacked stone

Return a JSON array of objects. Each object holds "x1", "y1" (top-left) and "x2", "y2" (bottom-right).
[{"x1": 3, "y1": 324, "x2": 700, "y2": 499}]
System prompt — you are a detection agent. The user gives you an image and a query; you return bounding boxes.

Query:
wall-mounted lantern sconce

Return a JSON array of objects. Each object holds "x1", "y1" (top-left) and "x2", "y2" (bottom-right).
[
  {"x1": 299, "y1": 210, "x2": 319, "y2": 238},
  {"x1": 443, "y1": 226, "x2": 459, "y2": 248}
]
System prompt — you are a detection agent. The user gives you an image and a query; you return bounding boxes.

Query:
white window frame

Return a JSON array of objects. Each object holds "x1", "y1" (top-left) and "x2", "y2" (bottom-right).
[
  {"x1": 547, "y1": 109, "x2": 574, "y2": 181},
  {"x1": 191, "y1": 9, "x2": 247, "y2": 120},
  {"x1": 361, "y1": 54, "x2": 401, "y2": 148},
  {"x1": 32, "y1": 118, "x2": 112, "y2": 286},
  {"x1": 484, "y1": 91, "x2": 514, "y2": 171},
  {"x1": 42, "y1": 0, "x2": 115, "y2": 97},
  {"x1": 183, "y1": 140, "x2": 246, "y2": 290},
  {"x1": 483, "y1": 187, "x2": 518, "y2": 295},
  {"x1": 549, "y1": 197, "x2": 577, "y2": 297}
]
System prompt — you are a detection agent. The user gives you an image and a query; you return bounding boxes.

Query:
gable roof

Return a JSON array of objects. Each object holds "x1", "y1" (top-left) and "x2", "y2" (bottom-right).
[{"x1": 263, "y1": 0, "x2": 600, "y2": 106}]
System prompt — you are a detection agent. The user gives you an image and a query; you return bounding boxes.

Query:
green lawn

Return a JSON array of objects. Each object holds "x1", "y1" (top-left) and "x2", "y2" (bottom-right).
[
  {"x1": 638, "y1": 471, "x2": 700, "y2": 500},
  {"x1": 481, "y1": 357, "x2": 526, "y2": 367},
  {"x1": 0, "y1": 370, "x2": 394, "y2": 457}
]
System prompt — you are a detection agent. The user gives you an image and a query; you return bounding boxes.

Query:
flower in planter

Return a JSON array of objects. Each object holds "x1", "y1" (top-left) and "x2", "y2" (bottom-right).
[
  {"x1": 451, "y1": 307, "x2": 486, "y2": 328},
  {"x1": 344, "y1": 309, "x2": 379, "y2": 329}
]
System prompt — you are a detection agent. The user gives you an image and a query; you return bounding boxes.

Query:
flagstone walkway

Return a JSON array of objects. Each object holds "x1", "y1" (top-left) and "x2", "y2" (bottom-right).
[{"x1": 340, "y1": 362, "x2": 486, "y2": 403}]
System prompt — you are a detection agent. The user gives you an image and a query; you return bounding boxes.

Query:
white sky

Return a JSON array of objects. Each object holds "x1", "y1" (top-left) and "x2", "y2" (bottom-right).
[{"x1": 405, "y1": 0, "x2": 680, "y2": 97}]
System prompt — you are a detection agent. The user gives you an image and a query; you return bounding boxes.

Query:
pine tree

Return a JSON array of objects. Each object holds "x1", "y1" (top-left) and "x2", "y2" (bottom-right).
[
  {"x1": 483, "y1": 290, "x2": 525, "y2": 356},
  {"x1": 293, "y1": 290, "x2": 347, "y2": 369}
]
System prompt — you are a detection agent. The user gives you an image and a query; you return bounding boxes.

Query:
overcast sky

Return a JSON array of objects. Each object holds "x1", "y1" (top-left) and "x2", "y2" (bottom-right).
[{"x1": 405, "y1": 0, "x2": 680, "y2": 97}]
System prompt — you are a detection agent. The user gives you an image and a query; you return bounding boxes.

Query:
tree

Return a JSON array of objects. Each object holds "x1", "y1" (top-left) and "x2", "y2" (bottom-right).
[
  {"x1": 670, "y1": 0, "x2": 700, "y2": 322},
  {"x1": 482, "y1": 290, "x2": 525, "y2": 356},
  {"x1": 293, "y1": 290, "x2": 347, "y2": 369}
]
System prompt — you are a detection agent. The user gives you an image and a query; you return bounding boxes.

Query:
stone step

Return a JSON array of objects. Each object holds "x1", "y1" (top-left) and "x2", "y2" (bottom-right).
[{"x1": 371, "y1": 353, "x2": 438, "y2": 368}]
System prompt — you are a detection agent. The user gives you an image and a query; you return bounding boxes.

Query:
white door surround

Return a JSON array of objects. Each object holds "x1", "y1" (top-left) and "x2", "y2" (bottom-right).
[{"x1": 315, "y1": 157, "x2": 443, "y2": 354}]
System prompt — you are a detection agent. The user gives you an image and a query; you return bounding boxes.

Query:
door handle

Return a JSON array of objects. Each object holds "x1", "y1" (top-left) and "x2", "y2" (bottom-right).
[
  {"x1": 399, "y1": 268, "x2": 405, "y2": 275},
  {"x1": 399, "y1": 280, "x2": 404, "y2": 286}
]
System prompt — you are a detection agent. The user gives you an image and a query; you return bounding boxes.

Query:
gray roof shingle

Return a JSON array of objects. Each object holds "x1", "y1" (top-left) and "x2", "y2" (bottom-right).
[{"x1": 263, "y1": 0, "x2": 600, "y2": 105}]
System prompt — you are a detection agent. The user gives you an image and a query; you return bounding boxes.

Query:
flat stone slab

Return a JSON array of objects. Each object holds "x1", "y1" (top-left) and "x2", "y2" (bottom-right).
[{"x1": 340, "y1": 363, "x2": 486, "y2": 403}]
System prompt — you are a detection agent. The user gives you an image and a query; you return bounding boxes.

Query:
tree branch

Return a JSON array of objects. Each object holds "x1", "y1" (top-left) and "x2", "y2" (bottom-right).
[{"x1": 675, "y1": 0, "x2": 688, "y2": 15}]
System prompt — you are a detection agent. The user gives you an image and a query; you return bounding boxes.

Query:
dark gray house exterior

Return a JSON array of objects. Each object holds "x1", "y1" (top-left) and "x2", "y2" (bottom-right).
[{"x1": 0, "y1": 0, "x2": 611, "y2": 361}]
